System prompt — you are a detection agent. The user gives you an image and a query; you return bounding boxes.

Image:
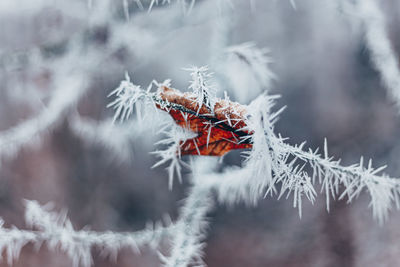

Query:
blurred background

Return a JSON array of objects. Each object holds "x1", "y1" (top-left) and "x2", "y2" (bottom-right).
[{"x1": 1, "y1": 0, "x2": 400, "y2": 266}]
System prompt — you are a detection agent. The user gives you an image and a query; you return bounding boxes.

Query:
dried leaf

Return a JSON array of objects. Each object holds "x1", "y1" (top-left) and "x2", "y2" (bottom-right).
[{"x1": 156, "y1": 86, "x2": 252, "y2": 156}]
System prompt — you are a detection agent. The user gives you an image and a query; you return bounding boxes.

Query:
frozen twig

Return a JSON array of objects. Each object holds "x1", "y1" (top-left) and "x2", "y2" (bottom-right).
[
  {"x1": 69, "y1": 115, "x2": 145, "y2": 161},
  {"x1": 357, "y1": 0, "x2": 400, "y2": 113},
  {"x1": 0, "y1": 200, "x2": 173, "y2": 267},
  {"x1": 225, "y1": 42, "x2": 275, "y2": 90},
  {"x1": 161, "y1": 159, "x2": 215, "y2": 267},
  {"x1": 0, "y1": 75, "x2": 87, "y2": 164},
  {"x1": 203, "y1": 94, "x2": 400, "y2": 223}
]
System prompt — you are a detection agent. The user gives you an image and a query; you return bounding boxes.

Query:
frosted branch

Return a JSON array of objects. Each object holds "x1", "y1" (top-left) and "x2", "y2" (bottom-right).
[
  {"x1": 69, "y1": 115, "x2": 140, "y2": 161},
  {"x1": 161, "y1": 160, "x2": 215, "y2": 267},
  {"x1": 0, "y1": 200, "x2": 173, "y2": 267},
  {"x1": 0, "y1": 75, "x2": 87, "y2": 164},
  {"x1": 203, "y1": 94, "x2": 400, "y2": 223},
  {"x1": 357, "y1": 0, "x2": 400, "y2": 113},
  {"x1": 225, "y1": 42, "x2": 275, "y2": 90}
]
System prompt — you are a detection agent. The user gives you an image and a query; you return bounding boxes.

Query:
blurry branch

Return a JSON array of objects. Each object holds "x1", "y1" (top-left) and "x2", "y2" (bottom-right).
[
  {"x1": 161, "y1": 163, "x2": 214, "y2": 266},
  {"x1": 0, "y1": 0, "x2": 238, "y2": 168},
  {"x1": 0, "y1": 75, "x2": 87, "y2": 164},
  {"x1": 69, "y1": 98, "x2": 163, "y2": 162},
  {"x1": 0, "y1": 172, "x2": 214, "y2": 267},
  {"x1": 0, "y1": 0, "x2": 158, "y2": 165},
  {"x1": 356, "y1": 0, "x2": 400, "y2": 113},
  {"x1": 69, "y1": 115, "x2": 136, "y2": 161},
  {"x1": 0, "y1": 200, "x2": 173, "y2": 267},
  {"x1": 225, "y1": 42, "x2": 275, "y2": 90},
  {"x1": 221, "y1": 42, "x2": 275, "y2": 102},
  {"x1": 290, "y1": 0, "x2": 297, "y2": 10}
]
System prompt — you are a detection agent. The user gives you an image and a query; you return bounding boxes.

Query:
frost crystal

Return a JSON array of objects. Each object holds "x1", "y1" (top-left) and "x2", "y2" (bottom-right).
[
  {"x1": 152, "y1": 124, "x2": 194, "y2": 189},
  {"x1": 107, "y1": 73, "x2": 147, "y2": 123},
  {"x1": 185, "y1": 66, "x2": 216, "y2": 113}
]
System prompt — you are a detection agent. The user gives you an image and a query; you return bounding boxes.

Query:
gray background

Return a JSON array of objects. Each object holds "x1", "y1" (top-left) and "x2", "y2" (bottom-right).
[{"x1": 1, "y1": 0, "x2": 400, "y2": 266}]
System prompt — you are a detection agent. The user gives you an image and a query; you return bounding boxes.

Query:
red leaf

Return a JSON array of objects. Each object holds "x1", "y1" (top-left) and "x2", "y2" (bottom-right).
[{"x1": 156, "y1": 86, "x2": 252, "y2": 156}]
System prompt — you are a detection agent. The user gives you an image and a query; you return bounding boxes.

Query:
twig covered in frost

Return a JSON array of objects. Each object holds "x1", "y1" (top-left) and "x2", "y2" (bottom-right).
[
  {"x1": 356, "y1": 0, "x2": 400, "y2": 112},
  {"x1": 220, "y1": 42, "x2": 275, "y2": 102},
  {"x1": 69, "y1": 115, "x2": 142, "y2": 161},
  {"x1": 202, "y1": 93, "x2": 400, "y2": 223},
  {"x1": 0, "y1": 200, "x2": 173, "y2": 267},
  {"x1": 0, "y1": 0, "x2": 160, "y2": 167},
  {"x1": 225, "y1": 42, "x2": 275, "y2": 90},
  {"x1": 282, "y1": 142, "x2": 400, "y2": 224},
  {"x1": 0, "y1": 75, "x2": 87, "y2": 164},
  {"x1": 160, "y1": 185, "x2": 212, "y2": 267},
  {"x1": 161, "y1": 159, "x2": 215, "y2": 267}
]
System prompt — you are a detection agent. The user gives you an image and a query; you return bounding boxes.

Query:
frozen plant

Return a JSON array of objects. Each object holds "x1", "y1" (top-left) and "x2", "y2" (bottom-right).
[
  {"x1": 105, "y1": 66, "x2": 400, "y2": 265},
  {"x1": 1, "y1": 0, "x2": 400, "y2": 266}
]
